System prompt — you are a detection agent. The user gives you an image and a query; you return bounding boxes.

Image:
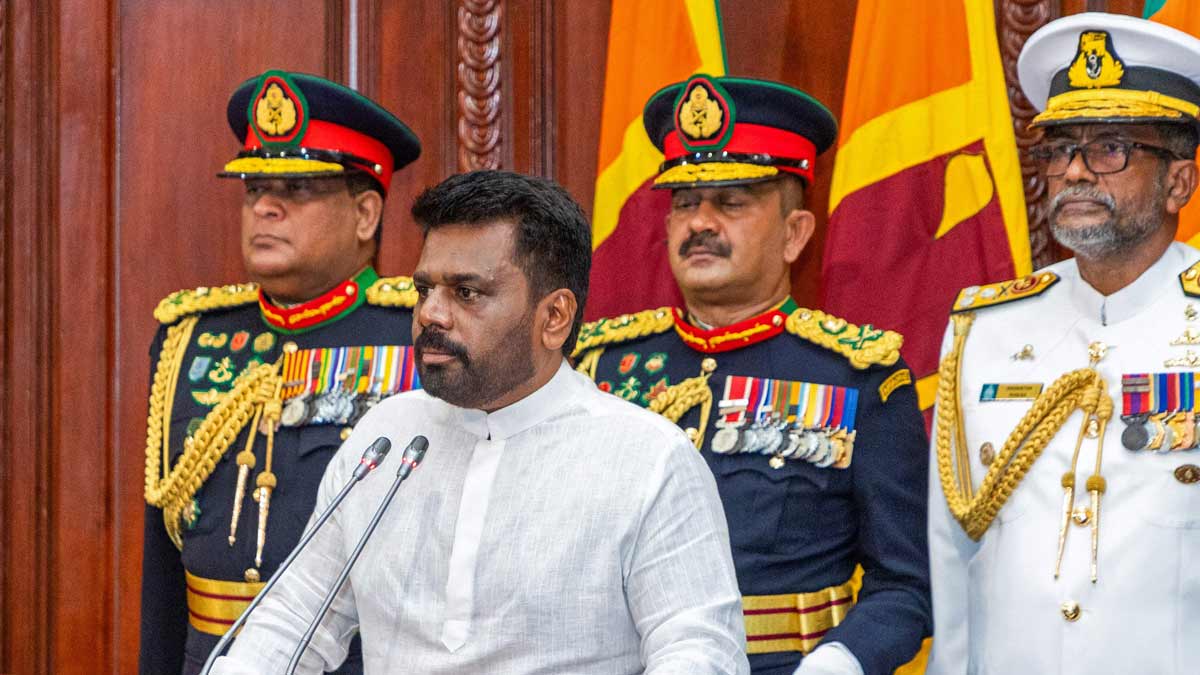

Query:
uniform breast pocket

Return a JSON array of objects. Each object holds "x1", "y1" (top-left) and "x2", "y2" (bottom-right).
[
  {"x1": 1137, "y1": 462, "x2": 1200, "y2": 529},
  {"x1": 277, "y1": 425, "x2": 348, "y2": 529},
  {"x1": 709, "y1": 454, "x2": 834, "y2": 554},
  {"x1": 961, "y1": 400, "x2": 1038, "y2": 524}
]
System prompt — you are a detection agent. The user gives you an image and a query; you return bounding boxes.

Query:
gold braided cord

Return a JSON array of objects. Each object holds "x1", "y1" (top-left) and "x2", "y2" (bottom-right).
[
  {"x1": 572, "y1": 307, "x2": 675, "y2": 357},
  {"x1": 649, "y1": 372, "x2": 714, "y2": 450},
  {"x1": 144, "y1": 316, "x2": 200, "y2": 514},
  {"x1": 146, "y1": 361, "x2": 283, "y2": 548},
  {"x1": 153, "y1": 283, "x2": 259, "y2": 325},
  {"x1": 950, "y1": 314, "x2": 974, "y2": 501},
  {"x1": 574, "y1": 347, "x2": 602, "y2": 379},
  {"x1": 785, "y1": 308, "x2": 902, "y2": 370},
  {"x1": 934, "y1": 317, "x2": 1111, "y2": 539},
  {"x1": 365, "y1": 275, "x2": 418, "y2": 308}
]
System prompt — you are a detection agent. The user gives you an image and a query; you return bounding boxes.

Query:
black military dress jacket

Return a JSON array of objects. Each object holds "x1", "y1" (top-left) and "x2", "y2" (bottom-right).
[
  {"x1": 139, "y1": 268, "x2": 417, "y2": 675},
  {"x1": 574, "y1": 300, "x2": 932, "y2": 675}
]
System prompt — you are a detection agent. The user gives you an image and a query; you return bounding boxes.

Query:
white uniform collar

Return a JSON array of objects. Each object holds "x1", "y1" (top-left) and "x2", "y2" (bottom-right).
[
  {"x1": 1066, "y1": 242, "x2": 1191, "y2": 325},
  {"x1": 452, "y1": 359, "x2": 576, "y2": 440}
]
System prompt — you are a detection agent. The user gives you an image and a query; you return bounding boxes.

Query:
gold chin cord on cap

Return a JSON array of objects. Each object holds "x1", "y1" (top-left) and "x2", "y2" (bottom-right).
[{"x1": 934, "y1": 316, "x2": 1111, "y2": 581}]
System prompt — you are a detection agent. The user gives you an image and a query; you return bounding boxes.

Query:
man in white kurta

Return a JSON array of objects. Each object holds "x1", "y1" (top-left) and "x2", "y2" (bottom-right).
[
  {"x1": 211, "y1": 170, "x2": 749, "y2": 674},
  {"x1": 927, "y1": 13, "x2": 1200, "y2": 675}
]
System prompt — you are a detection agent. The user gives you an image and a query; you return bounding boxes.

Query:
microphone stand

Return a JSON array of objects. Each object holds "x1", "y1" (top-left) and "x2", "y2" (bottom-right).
[
  {"x1": 284, "y1": 435, "x2": 429, "y2": 674},
  {"x1": 198, "y1": 436, "x2": 392, "y2": 675}
]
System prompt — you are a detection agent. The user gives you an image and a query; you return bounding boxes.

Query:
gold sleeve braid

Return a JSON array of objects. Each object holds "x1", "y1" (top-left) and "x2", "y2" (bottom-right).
[{"x1": 934, "y1": 312, "x2": 1110, "y2": 540}]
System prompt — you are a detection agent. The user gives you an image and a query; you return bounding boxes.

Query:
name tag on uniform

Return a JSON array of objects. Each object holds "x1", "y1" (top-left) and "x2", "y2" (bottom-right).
[{"x1": 979, "y1": 382, "x2": 1043, "y2": 401}]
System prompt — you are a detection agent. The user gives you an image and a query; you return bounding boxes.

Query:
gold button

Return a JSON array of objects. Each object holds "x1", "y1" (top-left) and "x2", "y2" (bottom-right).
[
  {"x1": 1085, "y1": 418, "x2": 1100, "y2": 439},
  {"x1": 768, "y1": 455, "x2": 785, "y2": 469},
  {"x1": 701, "y1": 357, "x2": 717, "y2": 373},
  {"x1": 340, "y1": 427, "x2": 353, "y2": 441},
  {"x1": 1175, "y1": 464, "x2": 1200, "y2": 484},
  {"x1": 771, "y1": 314, "x2": 783, "y2": 327},
  {"x1": 282, "y1": 341, "x2": 299, "y2": 354},
  {"x1": 979, "y1": 442, "x2": 995, "y2": 466},
  {"x1": 685, "y1": 427, "x2": 699, "y2": 443},
  {"x1": 1071, "y1": 505, "x2": 1090, "y2": 526},
  {"x1": 1061, "y1": 600, "x2": 1081, "y2": 622},
  {"x1": 244, "y1": 568, "x2": 261, "y2": 583}
]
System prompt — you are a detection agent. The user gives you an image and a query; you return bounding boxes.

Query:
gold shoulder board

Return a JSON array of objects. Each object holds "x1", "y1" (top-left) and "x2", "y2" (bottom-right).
[
  {"x1": 153, "y1": 284, "x2": 259, "y2": 325},
  {"x1": 571, "y1": 307, "x2": 675, "y2": 358},
  {"x1": 366, "y1": 275, "x2": 418, "y2": 308},
  {"x1": 786, "y1": 308, "x2": 903, "y2": 370},
  {"x1": 950, "y1": 272, "x2": 1059, "y2": 313},
  {"x1": 1180, "y1": 261, "x2": 1200, "y2": 297}
]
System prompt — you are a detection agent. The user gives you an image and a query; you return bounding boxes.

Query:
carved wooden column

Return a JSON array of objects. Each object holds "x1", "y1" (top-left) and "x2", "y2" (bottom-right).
[
  {"x1": 998, "y1": 0, "x2": 1064, "y2": 269},
  {"x1": 457, "y1": 0, "x2": 502, "y2": 171}
]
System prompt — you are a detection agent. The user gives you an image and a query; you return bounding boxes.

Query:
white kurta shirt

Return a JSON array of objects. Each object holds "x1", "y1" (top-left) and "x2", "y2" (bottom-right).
[
  {"x1": 213, "y1": 361, "x2": 749, "y2": 674},
  {"x1": 928, "y1": 242, "x2": 1200, "y2": 674}
]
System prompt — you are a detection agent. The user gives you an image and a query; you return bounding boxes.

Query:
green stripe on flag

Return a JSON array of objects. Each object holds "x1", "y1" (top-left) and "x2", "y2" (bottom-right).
[{"x1": 1144, "y1": 0, "x2": 1168, "y2": 19}]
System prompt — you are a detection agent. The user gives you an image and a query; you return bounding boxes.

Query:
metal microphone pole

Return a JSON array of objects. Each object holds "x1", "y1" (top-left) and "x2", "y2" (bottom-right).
[
  {"x1": 285, "y1": 435, "x2": 429, "y2": 674},
  {"x1": 198, "y1": 436, "x2": 392, "y2": 675}
]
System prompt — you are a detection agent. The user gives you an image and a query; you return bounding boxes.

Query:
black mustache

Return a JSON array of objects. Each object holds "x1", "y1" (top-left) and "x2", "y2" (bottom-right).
[
  {"x1": 415, "y1": 329, "x2": 469, "y2": 363},
  {"x1": 678, "y1": 230, "x2": 732, "y2": 258}
]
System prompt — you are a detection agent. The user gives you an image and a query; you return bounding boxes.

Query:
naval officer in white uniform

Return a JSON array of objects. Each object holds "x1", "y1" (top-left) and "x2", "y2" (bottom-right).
[{"x1": 928, "y1": 12, "x2": 1200, "y2": 675}]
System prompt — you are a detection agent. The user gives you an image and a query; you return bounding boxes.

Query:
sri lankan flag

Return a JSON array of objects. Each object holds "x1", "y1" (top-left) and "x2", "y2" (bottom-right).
[
  {"x1": 587, "y1": 0, "x2": 726, "y2": 320},
  {"x1": 822, "y1": 0, "x2": 1029, "y2": 411},
  {"x1": 1145, "y1": 0, "x2": 1200, "y2": 245}
]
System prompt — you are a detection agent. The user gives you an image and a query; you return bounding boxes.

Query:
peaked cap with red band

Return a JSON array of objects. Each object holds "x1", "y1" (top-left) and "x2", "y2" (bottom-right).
[
  {"x1": 643, "y1": 74, "x2": 837, "y2": 189},
  {"x1": 218, "y1": 70, "x2": 420, "y2": 194}
]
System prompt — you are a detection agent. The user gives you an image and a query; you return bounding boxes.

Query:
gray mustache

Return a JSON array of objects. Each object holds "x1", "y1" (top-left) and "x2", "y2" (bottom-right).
[{"x1": 1050, "y1": 186, "x2": 1115, "y2": 213}]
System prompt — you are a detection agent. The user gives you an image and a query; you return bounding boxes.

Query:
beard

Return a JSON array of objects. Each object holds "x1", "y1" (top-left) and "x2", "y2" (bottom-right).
[
  {"x1": 1048, "y1": 175, "x2": 1168, "y2": 259},
  {"x1": 414, "y1": 310, "x2": 536, "y2": 410}
]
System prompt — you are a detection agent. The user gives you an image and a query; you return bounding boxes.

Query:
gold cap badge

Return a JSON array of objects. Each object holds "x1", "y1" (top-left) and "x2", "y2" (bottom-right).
[
  {"x1": 1068, "y1": 31, "x2": 1125, "y2": 89},
  {"x1": 255, "y1": 82, "x2": 298, "y2": 137},
  {"x1": 679, "y1": 83, "x2": 723, "y2": 140}
]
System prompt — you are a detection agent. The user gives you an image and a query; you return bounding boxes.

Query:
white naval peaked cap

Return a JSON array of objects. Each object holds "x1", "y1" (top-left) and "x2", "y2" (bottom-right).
[{"x1": 1018, "y1": 12, "x2": 1200, "y2": 129}]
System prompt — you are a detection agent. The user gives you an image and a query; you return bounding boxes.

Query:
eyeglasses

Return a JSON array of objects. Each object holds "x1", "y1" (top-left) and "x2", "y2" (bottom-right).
[{"x1": 1030, "y1": 139, "x2": 1185, "y2": 177}]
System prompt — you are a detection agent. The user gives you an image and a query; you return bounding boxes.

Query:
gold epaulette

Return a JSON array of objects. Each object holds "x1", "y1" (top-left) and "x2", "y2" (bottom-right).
[
  {"x1": 1180, "y1": 261, "x2": 1200, "y2": 297},
  {"x1": 950, "y1": 272, "x2": 1058, "y2": 313},
  {"x1": 785, "y1": 308, "x2": 902, "y2": 370},
  {"x1": 365, "y1": 275, "x2": 418, "y2": 308},
  {"x1": 153, "y1": 284, "x2": 259, "y2": 325},
  {"x1": 571, "y1": 307, "x2": 675, "y2": 358}
]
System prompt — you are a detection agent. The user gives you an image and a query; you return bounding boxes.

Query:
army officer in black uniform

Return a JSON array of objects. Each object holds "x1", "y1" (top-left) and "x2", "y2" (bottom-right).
[
  {"x1": 139, "y1": 70, "x2": 422, "y2": 675},
  {"x1": 574, "y1": 75, "x2": 931, "y2": 675}
]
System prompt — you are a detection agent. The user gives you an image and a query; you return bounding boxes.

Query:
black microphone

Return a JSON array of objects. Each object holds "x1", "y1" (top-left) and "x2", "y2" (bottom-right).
[
  {"x1": 199, "y1": 436, "x2": 392, "y2": 675},
  {"x1": 285, "y1": 435, "x2": 429, "y2": 674}
]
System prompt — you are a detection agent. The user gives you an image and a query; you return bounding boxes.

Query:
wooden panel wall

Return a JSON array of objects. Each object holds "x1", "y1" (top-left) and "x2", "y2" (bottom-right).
[{"x1": 0, "y1": 1, "x2": 1146, "y2": 672}]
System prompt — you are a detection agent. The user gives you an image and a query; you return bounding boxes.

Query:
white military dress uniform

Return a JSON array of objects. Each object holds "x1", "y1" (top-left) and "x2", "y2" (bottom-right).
[
  {"x1": 928, "y1": 242, "x2": 1200, "y2": 674},
  {"x1": 928, "y1": 11, "x2": 1200, "y2": 674}
]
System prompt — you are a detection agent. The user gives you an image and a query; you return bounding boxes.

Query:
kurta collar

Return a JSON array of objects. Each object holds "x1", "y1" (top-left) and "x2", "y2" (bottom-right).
[
  {"x1": 455, "y1": 360, "x2": 576, "y2": 440},
  {"x1": 1067, "y1": 243, "x2": 1187, "y2": 325}
]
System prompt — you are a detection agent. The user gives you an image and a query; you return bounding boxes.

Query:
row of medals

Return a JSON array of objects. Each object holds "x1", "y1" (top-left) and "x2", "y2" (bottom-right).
[
  {"x1": 710, "y1": 416, "x2": 854, "y2": 469},
  {"x1": 280, "y1": 389, "x2": 382, "y2": 428},
  {"x1": 1119, "y1": 302, "x2": 1200, "y2": 452},
  {"x1": 1120, "y1": 410, "x2": 1197, "y2": 452}
]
